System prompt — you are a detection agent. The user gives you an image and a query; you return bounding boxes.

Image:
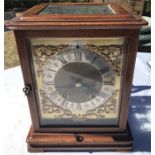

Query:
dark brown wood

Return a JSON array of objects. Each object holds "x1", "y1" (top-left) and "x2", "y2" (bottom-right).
[
  {"x1": 27, "y1": 125, "x2": 133, "y2": 152},
  {"x1": 14, "y1": 31, "x2": 40, "y2": 130},
  {"x1": 5, "y1": 2, "x2": 147, "y2": 152},
  {"x1": 5, "y1": 2, "x2": 147, "y2": 30},
  {"x1": 8, "y1": 2, "x2": 142, "y2": 21},
  {"x1": 119, "y1": 30, "x2": 140, "y2": 130},
  {"x1": 6, "y1": 21, "x2": 147, "y2": 30}
]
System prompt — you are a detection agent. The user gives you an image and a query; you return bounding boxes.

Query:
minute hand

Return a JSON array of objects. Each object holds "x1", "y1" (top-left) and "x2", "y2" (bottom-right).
[
  {"x1": 81, "y1": 67, "x2": 110, "y2": 83},
  {"x1": 82, "y1": 83, "x2": 96, "y2": 96}
]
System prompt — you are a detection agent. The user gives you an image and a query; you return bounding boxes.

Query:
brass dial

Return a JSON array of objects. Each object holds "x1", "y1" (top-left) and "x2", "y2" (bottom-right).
[{"x1": 42, "y1": 46, "x2": 115, "y2": 113}]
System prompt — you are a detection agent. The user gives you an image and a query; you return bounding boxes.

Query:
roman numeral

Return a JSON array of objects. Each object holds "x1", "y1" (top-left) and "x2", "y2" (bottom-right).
[
  {"x1": 44, "y1": 81, "x2": 54, "y2": 85},
  {"x1": 47, "y1": 69, "x2": 56, "y2": 72},
  {"x1": 99, "y1": 67, "x2": 109, "y2": 74},
  {"x1": 49, "y1": 90, "x2": 57, "y2": 97},
  {"x1": 91, "y1": 55, "x2": 97, "y2": 64},
  {"x1": 98, "y1": 91, "x2": 109, "y2": 98},
  {"x1": 91, "y1": 101, "x2": 96, "y2": 106},
  {"x1": 75, "y1": 51, "x2": 82, "y2": 61},
  {"x1": 61, "y1": 99, "x2": 66, "y2": 105},
  {"x1": 104, "y1": 81, "x2": 114, "y2": 85},
  {"x1": 76, "y1": 104, "x2": 81, "y2": 110},
  {"x1": 61, "y1": 99, "x2": 68, "y2": 107},
  {"x1": 58, "y1": 56, "x2": 67, "y2": 64}
]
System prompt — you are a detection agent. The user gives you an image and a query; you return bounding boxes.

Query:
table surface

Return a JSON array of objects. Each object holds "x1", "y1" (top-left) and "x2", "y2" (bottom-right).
[{"x1": 4, "y1": 53, "x2": 151, "y2": 155}]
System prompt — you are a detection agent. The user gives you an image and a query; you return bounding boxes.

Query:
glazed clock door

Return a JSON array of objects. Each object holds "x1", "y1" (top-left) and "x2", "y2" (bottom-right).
[{"x1": 29, "y1": 37, "x2": 125, "y2": 127}]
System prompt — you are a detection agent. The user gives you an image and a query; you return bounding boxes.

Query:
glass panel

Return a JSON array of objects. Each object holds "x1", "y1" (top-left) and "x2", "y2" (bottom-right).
[
  {"x1": 30, "y1": 37, "x2": 125, "y2": 126},
  {"x1": 39, "y1": 5, "x2": 115, "y2": 15}
]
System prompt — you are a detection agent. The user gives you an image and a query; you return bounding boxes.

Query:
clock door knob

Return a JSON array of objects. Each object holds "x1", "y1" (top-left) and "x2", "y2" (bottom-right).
[
  {"x1": 75, "y1": 134, "x2": 84, "y2": 142},
  {"x1": 23, "y1": 84, "x2": 31, "y2": 95}
]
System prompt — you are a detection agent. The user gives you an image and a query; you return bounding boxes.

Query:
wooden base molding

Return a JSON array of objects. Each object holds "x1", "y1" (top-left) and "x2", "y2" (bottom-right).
[{"x1": 27, "y1": 125, "x2": 133, "y2": 152}]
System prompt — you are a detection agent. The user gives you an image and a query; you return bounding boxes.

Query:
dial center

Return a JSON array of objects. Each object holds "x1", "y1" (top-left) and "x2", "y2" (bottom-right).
[
  {"x1": 55, "y1": 62, "x2": 102, "y2": 103},
  {"x1": 75, "y1": 82, "x2": 82, "y2": 87}
]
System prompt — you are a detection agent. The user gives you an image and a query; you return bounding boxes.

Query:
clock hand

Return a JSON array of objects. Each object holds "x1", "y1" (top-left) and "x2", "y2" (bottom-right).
[
  {"x1": 70, "y1": 73, "x2": 98, "y2": 85},
  {"x1": 81, "y1": 83, "x2": 96, "y2": 98},
  {"x1": 70, "y1": 75, "x2": 97, "y2": 85},
  {"x1": 55, "y1": 84, "x2": 75, "y2": 89},
  {"x1": 81, "y1": 67, "x2": 110, "y2": 83},
  {"x1": 70, "y1": 76, "x2": 81, "y2": 82}
]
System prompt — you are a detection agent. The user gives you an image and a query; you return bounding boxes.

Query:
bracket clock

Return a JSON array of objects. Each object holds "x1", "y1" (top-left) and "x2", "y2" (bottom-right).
[{"x1": 5, "y1": 2, "x2": 147, "y2": 152}]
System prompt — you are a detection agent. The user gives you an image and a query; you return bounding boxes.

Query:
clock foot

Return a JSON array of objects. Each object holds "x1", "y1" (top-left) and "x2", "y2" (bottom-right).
[{"x1": 26, "y1": 126, "x2": 133, "y2": 152}]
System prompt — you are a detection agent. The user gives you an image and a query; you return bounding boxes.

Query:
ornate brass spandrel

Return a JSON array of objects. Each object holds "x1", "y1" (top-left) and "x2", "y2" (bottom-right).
[
  {"x1": 32, "y1": 45, "x2": 70, "y2": 77},
  {"x1": 84, "y1": 44, "x2": 123, "y2": 76}
]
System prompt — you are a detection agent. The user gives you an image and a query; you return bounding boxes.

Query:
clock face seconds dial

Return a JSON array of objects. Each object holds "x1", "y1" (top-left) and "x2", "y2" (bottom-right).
[{"x1": 42, "y1": 46, "x2": 115, "y2": 114}]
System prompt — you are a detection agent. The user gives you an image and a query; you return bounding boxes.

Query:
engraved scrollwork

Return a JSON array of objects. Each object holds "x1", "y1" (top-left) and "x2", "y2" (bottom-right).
[
  {"x1": 84, "y1": 44, "x2": 123, "y2": 76},
  {"x1": 80, "y1": 89, "x2": 119, "y2": 120},
  {"x1": 32, "y1": 45, "x2": 70, "y2": 76},
  {"x1": 40, "y1": 89, "x2": 69, "y2": 114}
]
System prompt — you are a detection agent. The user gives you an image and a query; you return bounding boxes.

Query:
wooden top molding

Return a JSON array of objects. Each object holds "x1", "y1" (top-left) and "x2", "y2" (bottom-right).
[{"x1": 5, "y1": 2, "x2": 147, "y2": 30}]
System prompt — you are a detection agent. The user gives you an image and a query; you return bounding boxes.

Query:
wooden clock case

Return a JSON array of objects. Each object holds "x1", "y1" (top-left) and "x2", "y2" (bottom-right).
[{"x1": 5, "y1": 2, "x2": 147, "y2": 152}]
